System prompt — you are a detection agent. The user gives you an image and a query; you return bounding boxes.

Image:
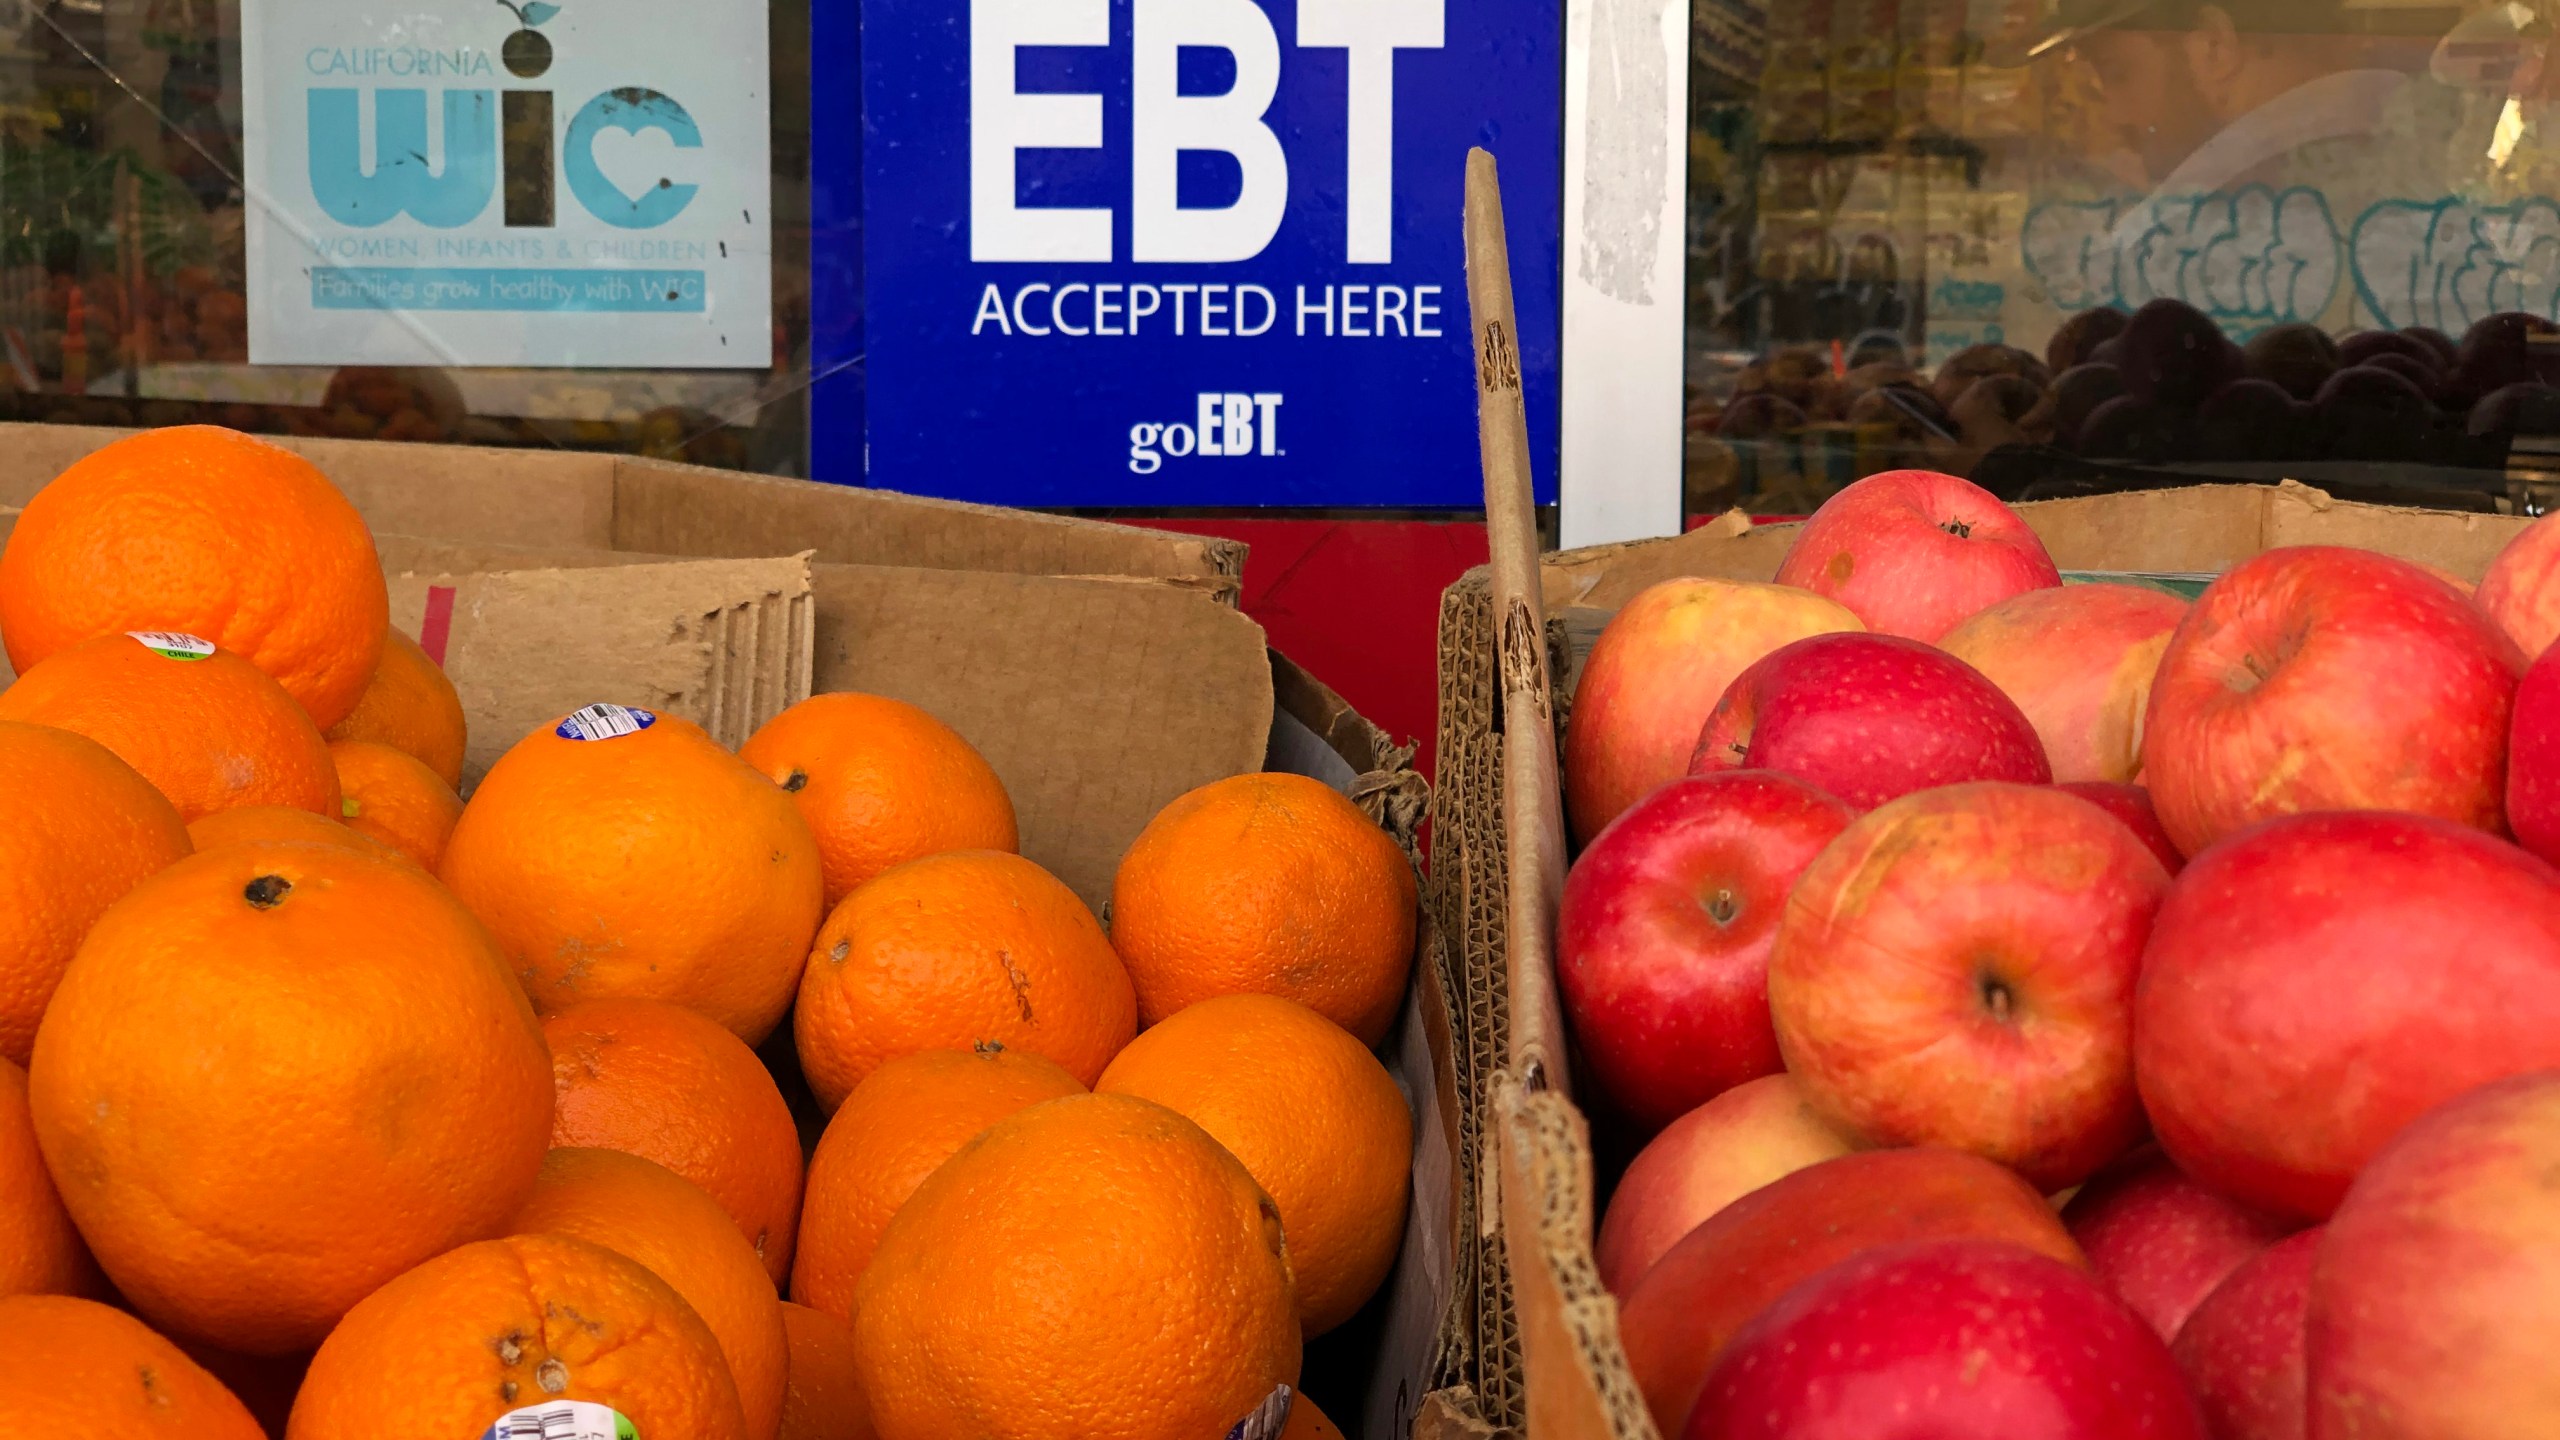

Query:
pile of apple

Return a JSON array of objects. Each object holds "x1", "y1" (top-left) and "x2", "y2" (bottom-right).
[{"x1": 1556, "y1": 469, "x2": 2560, "y2": 1440}]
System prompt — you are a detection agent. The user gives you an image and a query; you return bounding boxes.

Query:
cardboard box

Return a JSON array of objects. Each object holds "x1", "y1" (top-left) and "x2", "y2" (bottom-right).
[{"x1": 1431, "y1": 481, "x2": 2533, "y2": 1440}]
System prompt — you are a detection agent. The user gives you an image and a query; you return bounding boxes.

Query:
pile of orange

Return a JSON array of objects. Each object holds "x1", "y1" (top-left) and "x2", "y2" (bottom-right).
[{"x1": 0, "y1": 425, "x2": 1419, "y2": 1440}]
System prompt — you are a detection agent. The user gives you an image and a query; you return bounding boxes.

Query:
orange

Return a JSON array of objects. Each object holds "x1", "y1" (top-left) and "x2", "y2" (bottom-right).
[
  {"x1": 0, "y1": 425, "x2": 388, "y2": 729},
  {"x1": 328, "y1": 739, "x2": 460, "y2": 869},
  {"x1": 780, "y1": 1302, "x2": 875, "y2": 1440},
  {"x1": 0, "y1": 719, "x2": 190, "y2": 1063},
  {"x1": 285, "y1": 1233, "x2": 749, "y2": 1440},
  {"x1": 511, "y1": 1147, "x2": 790, "y2": 1440},
  {"x1": 440, "y1": 708, "x2": 825, "y2": 1043},
  {"x1": 1110, "y1": 773, "x2": 1417, "y2": 1046},
  {"x1": 1098, "y1": 995, "x2": 1413, "y2": 1334},
  {"x1": 852, "y1": 1093, "x2": 1300, "y2": 1440},
  {"x1": 187, "y1": 805, "x2": 403, "y2": 863},
  {"x1": 28, "y1": 840, "x2": 553, "y2": 1354},
  {"x1": 0, "y1": 1057, "x2": 97, "y2": 1299},
  {"x1": 546, "y1": 998, "x2": 806, "y2": 1285},
  {"x1": 0, "y1": 631, "x2": 341, "y2": 821},
  {"x1": 0, "y1": 1294, "x2": 267, "y2": 1439},
  {"x1": 1282, "y1": 1395, "x2": 1346, "y2": 1440},
  {"x1": 324, "y1": 626, "x2": 466, "y2": 787},
  {"x1": 740, "y1": 693, "x2": 1019, "y2": 908},
  {"x1": 794, "y1": 850, "x2": 1136, "y2": 1111},
  {"x1": 790, "y1": 1044, "x2": 1085, "y2": 1321}
]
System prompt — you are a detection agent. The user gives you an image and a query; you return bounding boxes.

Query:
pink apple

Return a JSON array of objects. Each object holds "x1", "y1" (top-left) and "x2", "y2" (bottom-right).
[
  {"x1": 1564, "y1": 578, "x2": 1863, "y2": 842},
  {"x1": 1939, "y1": 583, "x2": 2188, "y2": 783},
  {"x1": 2135, "y1": 811, "x2": 2560, "y2": 1221},
  {"x1": 2477, "y1": 509, "x2": 2560, "y2": 659},
  {"x1": 1688, "y1": 633, "x2": 2051, "y2": 810},
  {"x1": 1768, "y1": 783, "x2": 2167, "y2": 1189},
  {"x1": 2507, "y1": 642, "x2": 2560, "y2": 866},
  {"x1": 2176, "y1": 1227, "x2": 2321, "y2": 1440},
  {"x1": 2310, "y1": 1073, "x2": 2560, "y2": 1438},
  {"x1": 1686, "y1": 1238, "x2": 2206, "y2": 1440},
  {"x1": 2056, "y1": 780, "x2": 2184, "y2": 873},
  {"x1": 2141, "y1": 546, "x2": 2523, "y2": 856},
  {"x1": 1559, "y1": 773, "x2": 1855, "y2": 1133},
  {"x1": 1594, "y1": 1074, "x2": 1860, "y2": 1295},
  {"x1": 2063, "y1": 1144, "x2": 2297, "y2": 1341},
  {"x1": 1771, "y1": 469, "x2": 2063, "y2": 640}
]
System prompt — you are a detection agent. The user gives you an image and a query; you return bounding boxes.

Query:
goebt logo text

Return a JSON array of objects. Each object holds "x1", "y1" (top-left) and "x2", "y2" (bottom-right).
[
  {"x1": 1130, "y1": 394, "x2": 1283, "y2": 475},
  {"x1": 304, "y1": 2, "x2": 701, "y2": 231}
]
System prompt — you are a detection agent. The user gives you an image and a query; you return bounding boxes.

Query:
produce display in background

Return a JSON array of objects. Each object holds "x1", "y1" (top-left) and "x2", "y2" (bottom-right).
[
  {"x1": 0, "y1": 426, "x2": 1418, "y2": 1440},
  {"x1": 1561, "y1": 472, "x2": 2560, "y2": 1438}
]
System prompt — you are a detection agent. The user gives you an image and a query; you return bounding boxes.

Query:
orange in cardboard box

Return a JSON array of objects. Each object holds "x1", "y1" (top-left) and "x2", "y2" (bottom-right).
[
  {"x1": 741, "y1": 692, "x2": 1019, "y2": 909},
  {"x1": 326, "y1": 627, "x2": 467, "y2": 788},
  {"x1": 0, "y1": 1295, "x2": 266, "y2": 1439}
]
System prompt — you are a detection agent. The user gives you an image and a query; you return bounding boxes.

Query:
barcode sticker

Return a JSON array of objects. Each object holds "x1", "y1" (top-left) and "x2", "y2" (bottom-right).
[
  {"x1": 555, "y1": 704, "x2": 657, "y2": 742},
  {"x1": 126, "y1": 630, "x2": 216, "y2": 661},
  {"x1": 1226, "y1": 1383, "x2": 1294, "y2": 1440},
  {"x1": 476, "y1": 1401, "x2": 637, "y2": 1440}
]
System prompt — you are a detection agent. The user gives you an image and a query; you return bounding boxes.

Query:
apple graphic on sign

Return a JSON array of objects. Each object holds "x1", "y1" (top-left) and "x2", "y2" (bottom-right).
[{"x1": 496, "y1": 0, "x2": 561, "y2": 78}]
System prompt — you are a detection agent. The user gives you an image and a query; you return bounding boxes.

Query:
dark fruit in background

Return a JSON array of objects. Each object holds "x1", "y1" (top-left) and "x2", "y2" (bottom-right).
[
  {"x1": 2406, "y1": 325, "x2": 2461, "y2": 368},
  {"x1": 2048, "y1": 307, "x2": 2132, "y2": 373},
  {"x1": 2452, "y1": 311, "x2": 2560, "y2": 404},
  {"x1": 2245, "y1": 323, "x2": 2341, "y2": 401},
  {"x1": 1932, "y1": 344, "x2": 2051, "y2": 412},
  {"x1": 1737, "y1": 348, "x2": 1834, "y2": 410},
  {"x1": 2196, "y1": 379, "x2": 2306, "y2": 463},
  {"x1": 2090, "y1": 336, "x2": 2126, "y2": 367},
  {"x1": 2079, "y1": 394, "x2": 2192, "y2": 463},
  {"x1": 502, "y1": 27, "x2": 552, "y2": 78},
  {"x1": 1840, "y1": 361, "x2": 1918, "y2": 401},
  {"x1": 1845, "y1": 382, "x2": 1957, "y2": 441},
  {"x1": 2315, "y1": 366, "x2": 2438, "y2": 462},
  {"x1": 2120, "y1": 299, "x2": 2237, "y2": 407},
  {"x1": 1848, "y1": 333, "x2": 1909, "y2": 370},
  {"x1": 1718, "y1": 393, "x2": 1808, "y2": 440},
  {"x1": 2048, "y1": 363, "x2": 2128, "y2": 448},
  {"x1": 2362, "y1": 351, "x2": 2446, "y2": 398},
  {"x1": 2338, "y1": 329, "x2": 2445, "y2": 377},
  {"x1": 2470, "y1": 381, "x2": 2560, "y2": 437}
]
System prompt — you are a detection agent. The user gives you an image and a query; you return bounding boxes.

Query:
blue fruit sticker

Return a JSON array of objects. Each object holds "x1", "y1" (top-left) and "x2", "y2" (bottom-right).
[{"x1": 555, "y1": 704, "x2": 657, "y2": 742}]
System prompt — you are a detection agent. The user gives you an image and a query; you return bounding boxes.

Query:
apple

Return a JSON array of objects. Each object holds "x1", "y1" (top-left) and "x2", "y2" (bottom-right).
[
  {"x1": 1939, "y1": 583, "x2": 2188, "y2": 783},
  {"x1": 2310, "y1": 1073, "x2": 2560, "y2": 1438},
  {"x1": 2135, "y1": 810, "x2": 2560, "y2": 1221},
  {"x1": 1686, "y1": 1238, "x2": 2205, "y2": 1440},
  {"x1": 1687, "y1": 633, "x2": 2051, "y2": 810},
  {"x1": 1594, "y1": 1074, "x2": 1859, "y2": 1295},
  {"x1": 1771, "y1": 469, "x2": 2064, "y2": 640},
  {"x1": 1620, "y1": 1146, "x2": 2086, "y2": 1436},
  {"x1": 2175, "y1": 1227, "x2": 2321, "y2": 1440},
  {"x1": 2140, "y1": 546, "x2": 2523, "y2": 856},
  {"x1": 2477, "y1": 509, "x2": 2560, "y2": 659},
  {"x1": 1768, "y1": 783, "x2": 2168, "y2": 1189},
  {"x1": 1558, "y1": 773, "x2": 1856, "y2": 1133},
  {"x1": 2055, "y1": 780, "x2": 2184, "y2": 873},
  {"x1": 2508, "y1": 642, "x2": 2560, "y2": 867},
  {"x1": 2063, "y1": 1144, "x2": 2296, "y2": 1341}
]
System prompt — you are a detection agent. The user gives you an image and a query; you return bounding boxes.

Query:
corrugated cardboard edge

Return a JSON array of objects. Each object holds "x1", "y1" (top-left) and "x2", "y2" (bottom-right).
[{"x1": 1496, "y1": 1074, "x2": 1659, "y2": 1440}]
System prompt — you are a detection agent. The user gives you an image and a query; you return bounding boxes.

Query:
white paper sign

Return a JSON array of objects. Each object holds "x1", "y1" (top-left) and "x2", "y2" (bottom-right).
[{"x1": 242, "y1": 0, "x2": 771, "y2": 368}]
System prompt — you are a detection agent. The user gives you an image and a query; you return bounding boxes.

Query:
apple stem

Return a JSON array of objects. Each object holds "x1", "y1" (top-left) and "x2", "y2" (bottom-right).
[{"x1": 1940, "y1": 518, "x2": 1976, "y2": 539}]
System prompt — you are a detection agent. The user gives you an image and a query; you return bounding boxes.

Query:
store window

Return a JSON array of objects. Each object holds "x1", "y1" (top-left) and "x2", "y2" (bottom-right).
[{"x1": 1683, "y1": 0, "x2": 2560, "y2": 521}]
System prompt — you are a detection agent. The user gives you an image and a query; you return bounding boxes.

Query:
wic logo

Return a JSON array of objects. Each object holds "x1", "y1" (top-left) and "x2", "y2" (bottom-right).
[{"x1": 307, "y1": 1, "x2": 702, "y2": 231}]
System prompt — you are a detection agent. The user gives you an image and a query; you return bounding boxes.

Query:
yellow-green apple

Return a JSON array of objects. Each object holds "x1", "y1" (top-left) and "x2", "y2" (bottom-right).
[
  {"x1": 1771, "y1": 469, "x2": 2063, "y2": 639},
  {"x1": 2477, "y1": 509, "x2": 2560, "y2": 659},
  {"x1": 2508, "y1": 642, "x2": 2560, "y2": 866},
  {"x1": 1564, "y1": 578, "x2": 1862, "y2": 842},
  {"x1": 1558, "y1": 772, "x2": 1855, "y2": 1133},
  {"x1": 2176, "y1": 1227, "x2": 2321, "y2": 1440},
  {"x1": 2063, "y1": 1145, "x2": 2296, "y2": 1341},
  {"x1": 2140, "y1": 546, "x2": 2523, "y2": 856},
  {"x1": 1687, "y1": 634, "x2": 2051, "y2": 810},
  {"x1": 1593, "y1": 1074, "x2": 1859, "y2": 1295},
  {"x1": 2135, "y1": 811, "x2": 2560, "y2": 1221},
  {"x1": 2309, "y1": 1073, "x2": 2560, "y2": 1438},
  {"x1": 1768, "y1": 783, "x2": 2169, "y2": 1188},
  {"x1": 1687, "y1": 1239, "x2": 2205, "y2": 1440},
  {"x1": 2055, "y1": 780, "x2": 2184, "y2": 873},
  {"x1": 1940, "y1": 583, "x2": 2188, "y2": 782},
  {"x1": 1621, "y1": 1148, "x2": 2088, "y2": 1437}
]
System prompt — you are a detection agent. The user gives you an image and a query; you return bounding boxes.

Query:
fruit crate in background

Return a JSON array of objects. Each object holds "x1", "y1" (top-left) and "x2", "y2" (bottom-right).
[{"x1": 1429, "y1": 480, "x2": 2531, "y2": 1440}]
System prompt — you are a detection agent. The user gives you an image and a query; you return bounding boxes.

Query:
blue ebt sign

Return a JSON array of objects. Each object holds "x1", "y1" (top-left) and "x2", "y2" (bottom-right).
[{"x1": 824, "y1": 0, "x2": 1561, "y2": 507}]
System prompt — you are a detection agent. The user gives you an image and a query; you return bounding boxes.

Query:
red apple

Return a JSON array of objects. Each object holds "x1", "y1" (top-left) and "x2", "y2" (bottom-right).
[
  {"x1": 1686, "y1": 1238, "x2": 2206, "y2": 1440},
  {"x1": 2141, "y1": 546, "x2": 2523, "y2": 856},
  {"x1": 1594, "y1": 1074, "x2": 1860, "y2": 1295},
  {"x1": 1687, "y1": 633, "x2": 2051, "y2": 810},
  {"x1": 1559, "y1": 772, "x2": 1856, "y2": 1132},
  {"x1": 2064, "y1": 1144, "x2": 2297, "y2": 1341},
  {"x1": 1564, "y1": 578, "x2": 1864, "y2": 841},
  {"x1": 2176, "y1": 1227, "x2": 2321, "y2": 1440},
  {"x1": 2056, "y1": 780, "x2": 2184, "y2": 873},
  {"x1": 1768, "y1": 783, "x2": 2168, "y2": 1188},
  {"x1": 2135, "y1": 810, "x2": 2560, "y2": 1221},
  {"x1": 1620, "y1": 1147, "x2": 2087, "y2": 1436},
  {"x1": 2476, "y1": 509, "x2": 2560, "y2": 659},
  {"x1": 1940, "y1": 583, "x2": 2188, "y2": 783},
  {"x1": 2507, "y1": 642, "x2": 2560, "y2": 866},
  {"x1": 2310, "y1": 1073, "x2": 2560, "y2": 1438},
  {"x1": 1771, "y1": 469, "x2": 2063, "y2": 640}
]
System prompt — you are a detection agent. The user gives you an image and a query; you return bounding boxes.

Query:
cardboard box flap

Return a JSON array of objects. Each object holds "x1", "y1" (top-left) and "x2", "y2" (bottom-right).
[
  {"x1": 394, "y1": 554, "x2": 814, "y2": 785},
  {"x1": 1496, "y1": 1076, "x2": 1660, "y2": 1440}
]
